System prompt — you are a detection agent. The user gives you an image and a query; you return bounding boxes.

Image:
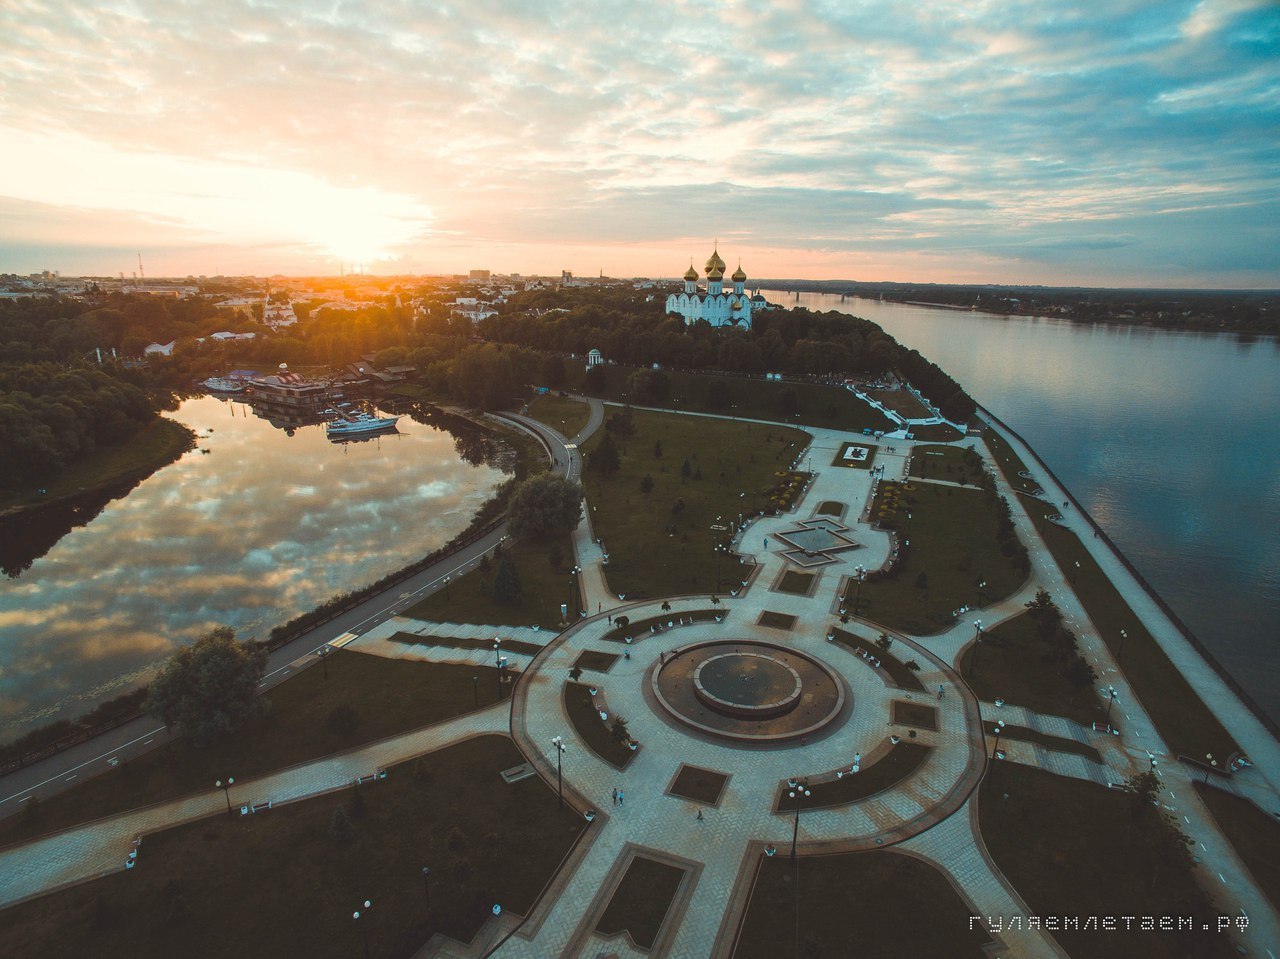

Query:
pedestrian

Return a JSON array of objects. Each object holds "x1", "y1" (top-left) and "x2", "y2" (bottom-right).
[
  {"x1": 624, "y1": 649, "x2": 630, "y2": 660},
  {"x1": 937, "y1": 684, "x2": 944, "y2": 700},
  {"x1": 696, "y1": 809, "x2": 704, "y2": 821},
  {"x1": 612, "y1": 788, "x2": 618, "y2": 806},
  {"x1": 618, "y1": 790, "x2": 624, "y2": 806},
  {"x1": 608, "y1": 612, "x2": 612, "y2": 624}
]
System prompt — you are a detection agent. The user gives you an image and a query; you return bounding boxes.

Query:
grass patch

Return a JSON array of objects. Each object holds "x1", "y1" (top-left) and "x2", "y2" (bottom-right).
[
  {"x1": 389, "y1": 631, "x2": 543, "y2": 657},
  {"x1": 564, "y1": 682, "x2": 635, "y2": 769},
  {"x1": 601, "y1": 609, "x2": 724, "y2": 642},
  {"x1": 595, "y1": 856, "x2": 685, "y2": 949},
  {"x1": 847, "y1": 482, "x2": 1029, "y2": 634},
  {"x1": 735, "y1": 850, "x2": 990, "y2": 958},
  {"x1": 1194, "y1": 782, "x2": 1280, "y2": 914},
  {"x1": 815, "y1": 500, "x2": 844, "y2": 517},
  {"x1": 984, "y1": 721, "x2": 1102, "y2": 763},
  {"x1": 908, "y1": 444, "x2": 985, "y2": 486},
  {"x1": 668, "y1": 765, "x2": 728, "y2": 805},
  {"x1": 1, "y1": 656, "x2": 507, "y2": 849},
  {"x1": 908, "y1": 422, "x2": 963, "y2": 442},
  {"x1": 1024, "y1": 499, "x2": 1239, "y2": 762},
  {"x1": 892, "y1": 701, "x2": 938, "y2": 731},
  {"x1": 982, "y1": 427, "x2": 1042, "y2": 495},
  {"x1": 0, "y1": 736, "x2": 584, "y2": 958},
  {"x1": 403, "y1": 533, "x2": 573, "y2": 631},
  {"x1": 526, "y1": 394, "x2": 591, "y2": 439},
  {"x1": 831, "y1": 440, "x2": 877, "y2": 469},
  {"x1": 0, "y1": 416, "x2": 195, "y2": 512},
  {"x1": 829, "y1": 627, "x2": 926, "y2": 691},
  {"x1": 980, "y1": 763, "x2": 1236, "y2": 959},
  {"x1": 580, "y1": 408, "x2": 810, "y2": 599},
  {"x1": 571, "y1": 650, "x2": 620, "y2": 674},
  {"x1": 775, "y1": 570, "x2": 815, "y2": 595},
  {"x1": 757, "y1": 611, "x2": 797, "y2": 630},
  {"x1": 960, "y1": 610, "x2": 1102, "y2": 727},
  {"x1": 774, "y1": 742, "x2": 931, "y2": 810},
  {"x1": 864, "y1": 387, "x2": 932, "y2": 419}
]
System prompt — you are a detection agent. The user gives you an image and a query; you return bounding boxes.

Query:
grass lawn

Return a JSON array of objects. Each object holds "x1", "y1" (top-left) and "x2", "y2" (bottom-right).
[
  {"x1": 908, "y1": 421, "x2": 964, "y2": 442},
  {"x1": 595, "y1": 856, "x2": 685, "y2": 949},
  {"x1": 564, "y1": 364, "x2": 896, "y2": 433},
  {"x1": 758, "y1": 611, "x2": 797, "y2": 630},
  {"x1": 526, "y1": 394, "x2": 591, "y2": 439},
  {"x1": 0, "y1": 416, "x2": 194, "y2": 511},
  {"x1": 982, "y1": 427, "x2": 1043, "y2": 495},
  {"x1": 775, "y1": 742, "x2": 932, "y2": 811},
  {"x1": 775, "y1": 570, "x2": 815, "y2": 595},
  {"x1": 892, "y1": 701, "x2": 938, "y2": 731},
  {"x1": 864, "y1": 387, "x2": 932, "y2": 419},
  {"x1": 389, "y1": 631, "x2": 542, "y2": 657},
  {"x1": 984, "y1": 721, "x2": 1102, "y2": 763},
  {"x1": 909, "y1": 443, "x2": 986, "y2": 486},
  {"x1": 848, "y1": 483, "x2": 1028, "y2": 634},
  {"x1": 1194, "y1": 782, "x2": 1280, "y2": 914},
  {"x1": 830, "y1": 627, "x2": 926, "y2": 691},
  {"x1": 960, "y1": 610, "x2": 1102, "y2": 727},
  {"x1": 979, "y1": 763, "x2": 1236, "y2": 959},
  {"x1": 1, "y1": 656, "x2": 508, "y2": 848},
  {"x1": 403, "y1": 532, "x2": 574, "y2": 631},
  {"x1": 735, "y1": 850, "x2": 991, "y2": 958},
  {"x1": 564, "y1": 682, "x2": 635, "y2": 769},
  {"x1": 601, "y1": 608, "x2": 724, "y2": 641},
  {"x1": 579, "y1": 408, "x2": 810, "y2": 599},
  {"x1": 1024, "y1": 499, "x2": 1239, "y2": 762},
  {"x1": 571, "y1": 650, "x2": 620, "y2": 674},
  {"x1": 668, "y1": 765, "x2": 729, "y2": 805},
  {"x1": 831, "y1": 440, "x2": 878, "y2": 469},
  {"x1": 0, "y1": 736, "x2": 585, "y2": 959}
]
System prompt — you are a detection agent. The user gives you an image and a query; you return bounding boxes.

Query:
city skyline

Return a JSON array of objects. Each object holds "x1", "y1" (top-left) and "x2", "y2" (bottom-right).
[{"x1": 2, "y1": 0, "x2": 1277, "y2": 286}]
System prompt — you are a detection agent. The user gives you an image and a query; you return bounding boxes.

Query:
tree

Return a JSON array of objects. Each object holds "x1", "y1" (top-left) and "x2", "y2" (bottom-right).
[
  {"x1": 611, "y1": 715, "x2": 630, "y2": 743},
  {"x1": 493, "y1": 557, "x2": 523, "y2": 604},
  {"x1": 627, "y1": 368, "x2": 669, "y2": 405},
  {"x1": 589, "y1": 432, "x2": 621, "y2": 477},
  {"x1": 706, "y1": 378, "x2": 731, "y2": 410},
  {"x1": 875, "y1": 633, "x2": 893, "y2": 653},
  {"x1": 640, "y1": 474, "x2": 654, "y2": 494},
  {"x1": 145, "y1": 626, "x2": 268, "y2": 747},
  {"x1": 569, "y1": 666, "x2": 583, "y2": 682},
  {"x1": 681, "y1": 457, "x2": 692, "y2": 480},
  {"x1": 652, "y1": 439, "x2": 663, "y2": 458},
  {"x1": 506, "y1": 474, "x2": 583, "y2": 541},
  {"x1": 330, "y1": 805, "x2": 354, "y2": 842}
]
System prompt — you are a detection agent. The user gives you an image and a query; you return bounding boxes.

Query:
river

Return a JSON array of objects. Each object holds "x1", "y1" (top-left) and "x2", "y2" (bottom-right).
[
  {"x1": 0, "y1": 395, "x2": 507, "y2": 742},
  {"x1": 764, "y1": 291, "x2": 1280, "y2": 725}
]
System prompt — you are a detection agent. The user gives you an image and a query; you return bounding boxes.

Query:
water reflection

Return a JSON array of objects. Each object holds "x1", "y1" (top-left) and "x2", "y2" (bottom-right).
[{"x1": 0, "y1": 395, "x2": 507, "y2": 741}]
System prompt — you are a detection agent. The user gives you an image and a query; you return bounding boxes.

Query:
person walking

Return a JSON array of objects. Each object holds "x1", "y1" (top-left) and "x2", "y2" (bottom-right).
[
  {"x1": 618, "y1": 790, "x2": 625, "y2": 806},
  {"x1": 696, "y1": 809, "x2": 704, "y2": 821},
  {"x1": 612, "y1": 788, "x2": 618, "y2": 806}
]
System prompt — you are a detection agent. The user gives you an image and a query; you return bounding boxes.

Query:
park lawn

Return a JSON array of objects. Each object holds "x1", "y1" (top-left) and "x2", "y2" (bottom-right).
[
  {"x1": 595, "y1": 857, "x2": 685, "y2": 949},
  {"x1": 580, "y1": 408, "x2": 811, "y2": 599},
  {"x1": 403, "y1": 533, "x2": 574, "y2": 631},
  {"x1": 864, "y1": 387, "x2": 932, "y2": 419},
  {"x1": 563, "y1": 363, "x2": 896, "y2": 433},
  {"x1": 829, "y1": 627, "x2": 926, "y2": 691},
  {"x1": 909, "y1": 443, "x2": 986, "y2": 486},
  {"x1": 775, "y1": 570, "x2": 814, "y2": 595},
  {"x1": 908, "y1": 421, "x2": 964, "y2": 441},
  {"x1": 960, "y1": 610, "x2": 1102, "y2": 727},
  {"x1": 389, "y1": 631, "x2": 542, "y2": 657},
  {"x1": 0, "y1": 416, "x2": 194, "y2": 511},
  {"x1": 1, "y1": 656, "x2": 509, "y2": 849},
  {"x1": 564, "y1": 682, "x2": 635, "y2": 769},
  {"x1": 979, "y1": 763, "x2": 1236, "y2": 959},
  {"x1": 0, "y1": 736, "x2": 585, "y2": 959},
  {"x1": 831, "y1": 439, "x2": 878, "y2": 469},
  {"x1": 1194, "y1": 783, "x2": 1280, "y2": 914},
  {"x1": 775, "y1": 742, "x2": 931, "y2": 810},
  {"x1": 735, "y1": 850, "x2": 991, "y2": 958},
  {"x1": 526, "y1": 394, "x2": 591, "y2": 440},
  {"x1": 1024, "y1": 500, "x2": 1240, "y2": 763},
  {"x1": 982, "y1": 427, "x2": 1042, "y2": 495},
  {"x1": 849, "y1": 483, "x2": 1028, "y2": 635},
  {"x1": 984, "y1": 721, "x2": 1103, "y2": 763}
]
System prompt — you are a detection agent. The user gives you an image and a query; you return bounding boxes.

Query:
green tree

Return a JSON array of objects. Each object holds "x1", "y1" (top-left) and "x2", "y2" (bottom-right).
[
  {"x1": 627, "y1": 368, "x2": 669, "y2": 405},
  {"x1": 145, "y1": 627, "x2": 268, "y2": 747},
  {"x1": 875, "y1": 633, "x2": 893, "y2": 653},
  {"x1": 506, "y1": 474, "x2": 583, "y2": 541},
  {"x1": 493, "y1": 557, "x2": 523, "y2": 604},
  {"x1": 640, "y1": 474, "x2": 654, "y2": 494}
]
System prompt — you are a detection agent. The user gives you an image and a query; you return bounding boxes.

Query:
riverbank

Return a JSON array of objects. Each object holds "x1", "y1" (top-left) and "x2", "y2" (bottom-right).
[{"x1": 0, "y1": 416, "x2": 195, "y2": 518}]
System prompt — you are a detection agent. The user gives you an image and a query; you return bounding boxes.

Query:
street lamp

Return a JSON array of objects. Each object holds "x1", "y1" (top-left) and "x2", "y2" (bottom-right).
[
  {"x1": 1118, "y1": 628, "x2": 1128, "y2": 664},
  {"x1": 1102, "y1": 685, "x2": 1118, "y2": 731},
  {"x1": 493, "y1": 637, "x2": 502, "y2": 666},
  {"x1": 970, "y1": 620, "x2": 984, "y2": 677},
  {"x1": 215, "y1": 777, "x2": 235, "y2": 817},
  {"x1": 551, "y1": 735, "x2": 566, "y2": 807},
  {"x1": 567, "y1": 566, "x2": 581, "y2": 620},
  {"x1": 421, "y1": 866, "x2": 430, "y2": 913},
  {"x1": 851, "y1": 565, "x2": 867, "y2": 616},
  {"x1": 714, "y1": 542, "x2": 730, "y2": 594},
  {"x1": 319, "y1": 645, "x2": 330, "y2": 680},
  {"x1": 788, "y1": 780, "x2": 811, "y2": 859},
  {"x1": 1204, "y1": 753, "x2": 1217, "y2": 784},
  {"x1": 442, "y1": 574, "x2": 452, "y2": 599},
  {"x1": 975, "y1": 578, "x2": 987, "y2": 608},
  {"x1": 989, "y1": 721, "x2": 1006, "y2": 788},
  {"x1": 472, "y1": 674, "x2": 478, "y2": 709},
  {"x1": 352, "y1": 900, "x2": 372, "y2": 959}
]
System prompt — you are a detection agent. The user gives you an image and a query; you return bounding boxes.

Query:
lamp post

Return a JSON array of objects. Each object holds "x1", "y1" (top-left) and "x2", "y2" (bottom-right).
[
  {"x1": 1072, "y1": 560, "x2": 1080, "y2": 584},
  {"x1": 989, "y1": 721, "x2": 1006, "y2": 788},
  {"x1": 1103, "y1": 685, "x2": 1118, "y2": 731},
  {"x1": 472, "y1": 674, "x2": 478, "y2": 709},
  {"x1": 551, "y1": 736, "x2": 566, "y2": 808},
  {"x1": 493, "y1": 637, "x2": 502, "y2": 666},
  {"x1": 567, "y1": 566, "x2": 581, "y2": 620},
  {"x1": 1204, "y1": 753, "x2": 1217, "y2": 784},
  {"x1": 851, "y1": 565, "x2": 867, "y2": 616},
  {"x1": 421, "y1": 866, "x2": 430, "y2": 913},
  {"x1": 442, "y1": 574, "x2": 452, "y2": 600},
  {"x1": 319, "y1": 645, "x2": 330, "y2": 680},
  {"x1": 352, "y1": 900, "x2": 372, "y2": 959},
  {"x1": 970, "y1": 620, "x2": 984, "y2": 677},
  {"x1": 714, "y1": 543, "x2": 729, "y2": 594},
  {"x1": 1118, "y1": 628, "x2": 1128, "y2": 665},
  {"x1": 788, "y1": 780, "x2": 811, "y2": 859},
  {"x1": 215, "y1": 777, "x2": 235, "y2": 817},
  {"x1": 975, "y1": 578, "x2": 987, "y2": 608}
]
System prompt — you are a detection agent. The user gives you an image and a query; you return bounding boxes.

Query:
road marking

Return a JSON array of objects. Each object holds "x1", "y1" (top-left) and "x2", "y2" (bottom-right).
[
  {"x1": 1218, "y1": 873, "x2": 1227, "y2": 884},
  {"x1": 0, "y1": 723, "x2": 169, "y2": 808},
  {"x1": 64, "y1": 774, "x2": 76, "y2": 782},
  {"x1": 18, "y1": 795, "x2": 30, "y2": 803}
]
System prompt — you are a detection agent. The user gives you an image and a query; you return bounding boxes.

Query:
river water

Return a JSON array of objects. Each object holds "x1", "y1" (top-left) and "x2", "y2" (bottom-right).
[
  {"x1": 0, "y1": 395, "x2": 506, "y2": 742},
  {"x1": 764, "y1": 291, "x2": 1280, "y2": 724}
]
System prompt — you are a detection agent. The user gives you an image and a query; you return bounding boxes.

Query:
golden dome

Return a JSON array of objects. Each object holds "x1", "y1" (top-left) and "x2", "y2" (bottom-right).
[
  {"x1": 704, "y1": 247, "x2": 726, "y2": 274},
  {"x1": 731, "y1": 299, "x2": 743, "y2": 310},
  {"x1": 708, "y1": 266, "x2": 724, "y2": 280},
  {"x1": 683, "y1": 263, "x2": 698, "y2": 281},
  {"x1": 731, "y1": 262, "x2": 747, "y2": 282}
]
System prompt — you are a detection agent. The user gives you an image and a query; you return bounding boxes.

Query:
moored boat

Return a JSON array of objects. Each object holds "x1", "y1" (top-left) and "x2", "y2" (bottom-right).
[
  {"x1": 325, "y1": 412, "x2": 400, "y2": 438},
  {"x1": 203, "y1": 376, "x2": 245, "y2": 393}
]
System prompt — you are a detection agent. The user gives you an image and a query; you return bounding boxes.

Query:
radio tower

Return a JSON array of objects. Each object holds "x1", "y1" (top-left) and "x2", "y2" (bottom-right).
[{"x1": 137, "y1": 252, "x2": 145, "y2": 285}]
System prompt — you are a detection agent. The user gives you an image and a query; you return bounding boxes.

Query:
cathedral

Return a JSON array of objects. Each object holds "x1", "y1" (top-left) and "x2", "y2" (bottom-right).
[{"x1": 665, "y1": 245, "x2": 765, "y2": 329}]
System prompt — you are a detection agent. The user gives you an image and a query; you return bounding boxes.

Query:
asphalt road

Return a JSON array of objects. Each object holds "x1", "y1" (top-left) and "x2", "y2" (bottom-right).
[{"x1": 0, "y1": 410, "x2": 576, "y2": 820}]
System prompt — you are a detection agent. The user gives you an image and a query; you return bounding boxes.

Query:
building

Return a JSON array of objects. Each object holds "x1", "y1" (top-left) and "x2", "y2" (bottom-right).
[{"x1": 665, "y1": 246, "x2": 764, "y2": 329}]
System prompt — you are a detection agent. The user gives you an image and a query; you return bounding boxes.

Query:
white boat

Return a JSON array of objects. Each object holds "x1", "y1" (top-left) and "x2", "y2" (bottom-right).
[
  {"x1": 325, "y1": 412, "x2": 400, "y2": 438},
  {"x1": 203, "y1": 376, "x2": 245, "y2": 393}
]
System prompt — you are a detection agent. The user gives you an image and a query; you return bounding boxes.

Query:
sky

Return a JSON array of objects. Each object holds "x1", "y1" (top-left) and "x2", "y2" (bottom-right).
[{"x1": 1, "y1": 0, "x2": 1277, "y2": 286}]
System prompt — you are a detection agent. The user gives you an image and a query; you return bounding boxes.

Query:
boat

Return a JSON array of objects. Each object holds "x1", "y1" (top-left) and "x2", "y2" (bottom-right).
[
  {"x1": 203, "y1": 376, "x2": 245, "y2": 393},
  {"x1": 325, "y1": 412, "x2": 400, "y2": 439}
]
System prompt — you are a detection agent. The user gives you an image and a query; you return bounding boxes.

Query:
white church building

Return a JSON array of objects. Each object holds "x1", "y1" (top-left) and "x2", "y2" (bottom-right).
[{"x1": 665, "y1": 246, "x2": 766, "y2": 329}]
